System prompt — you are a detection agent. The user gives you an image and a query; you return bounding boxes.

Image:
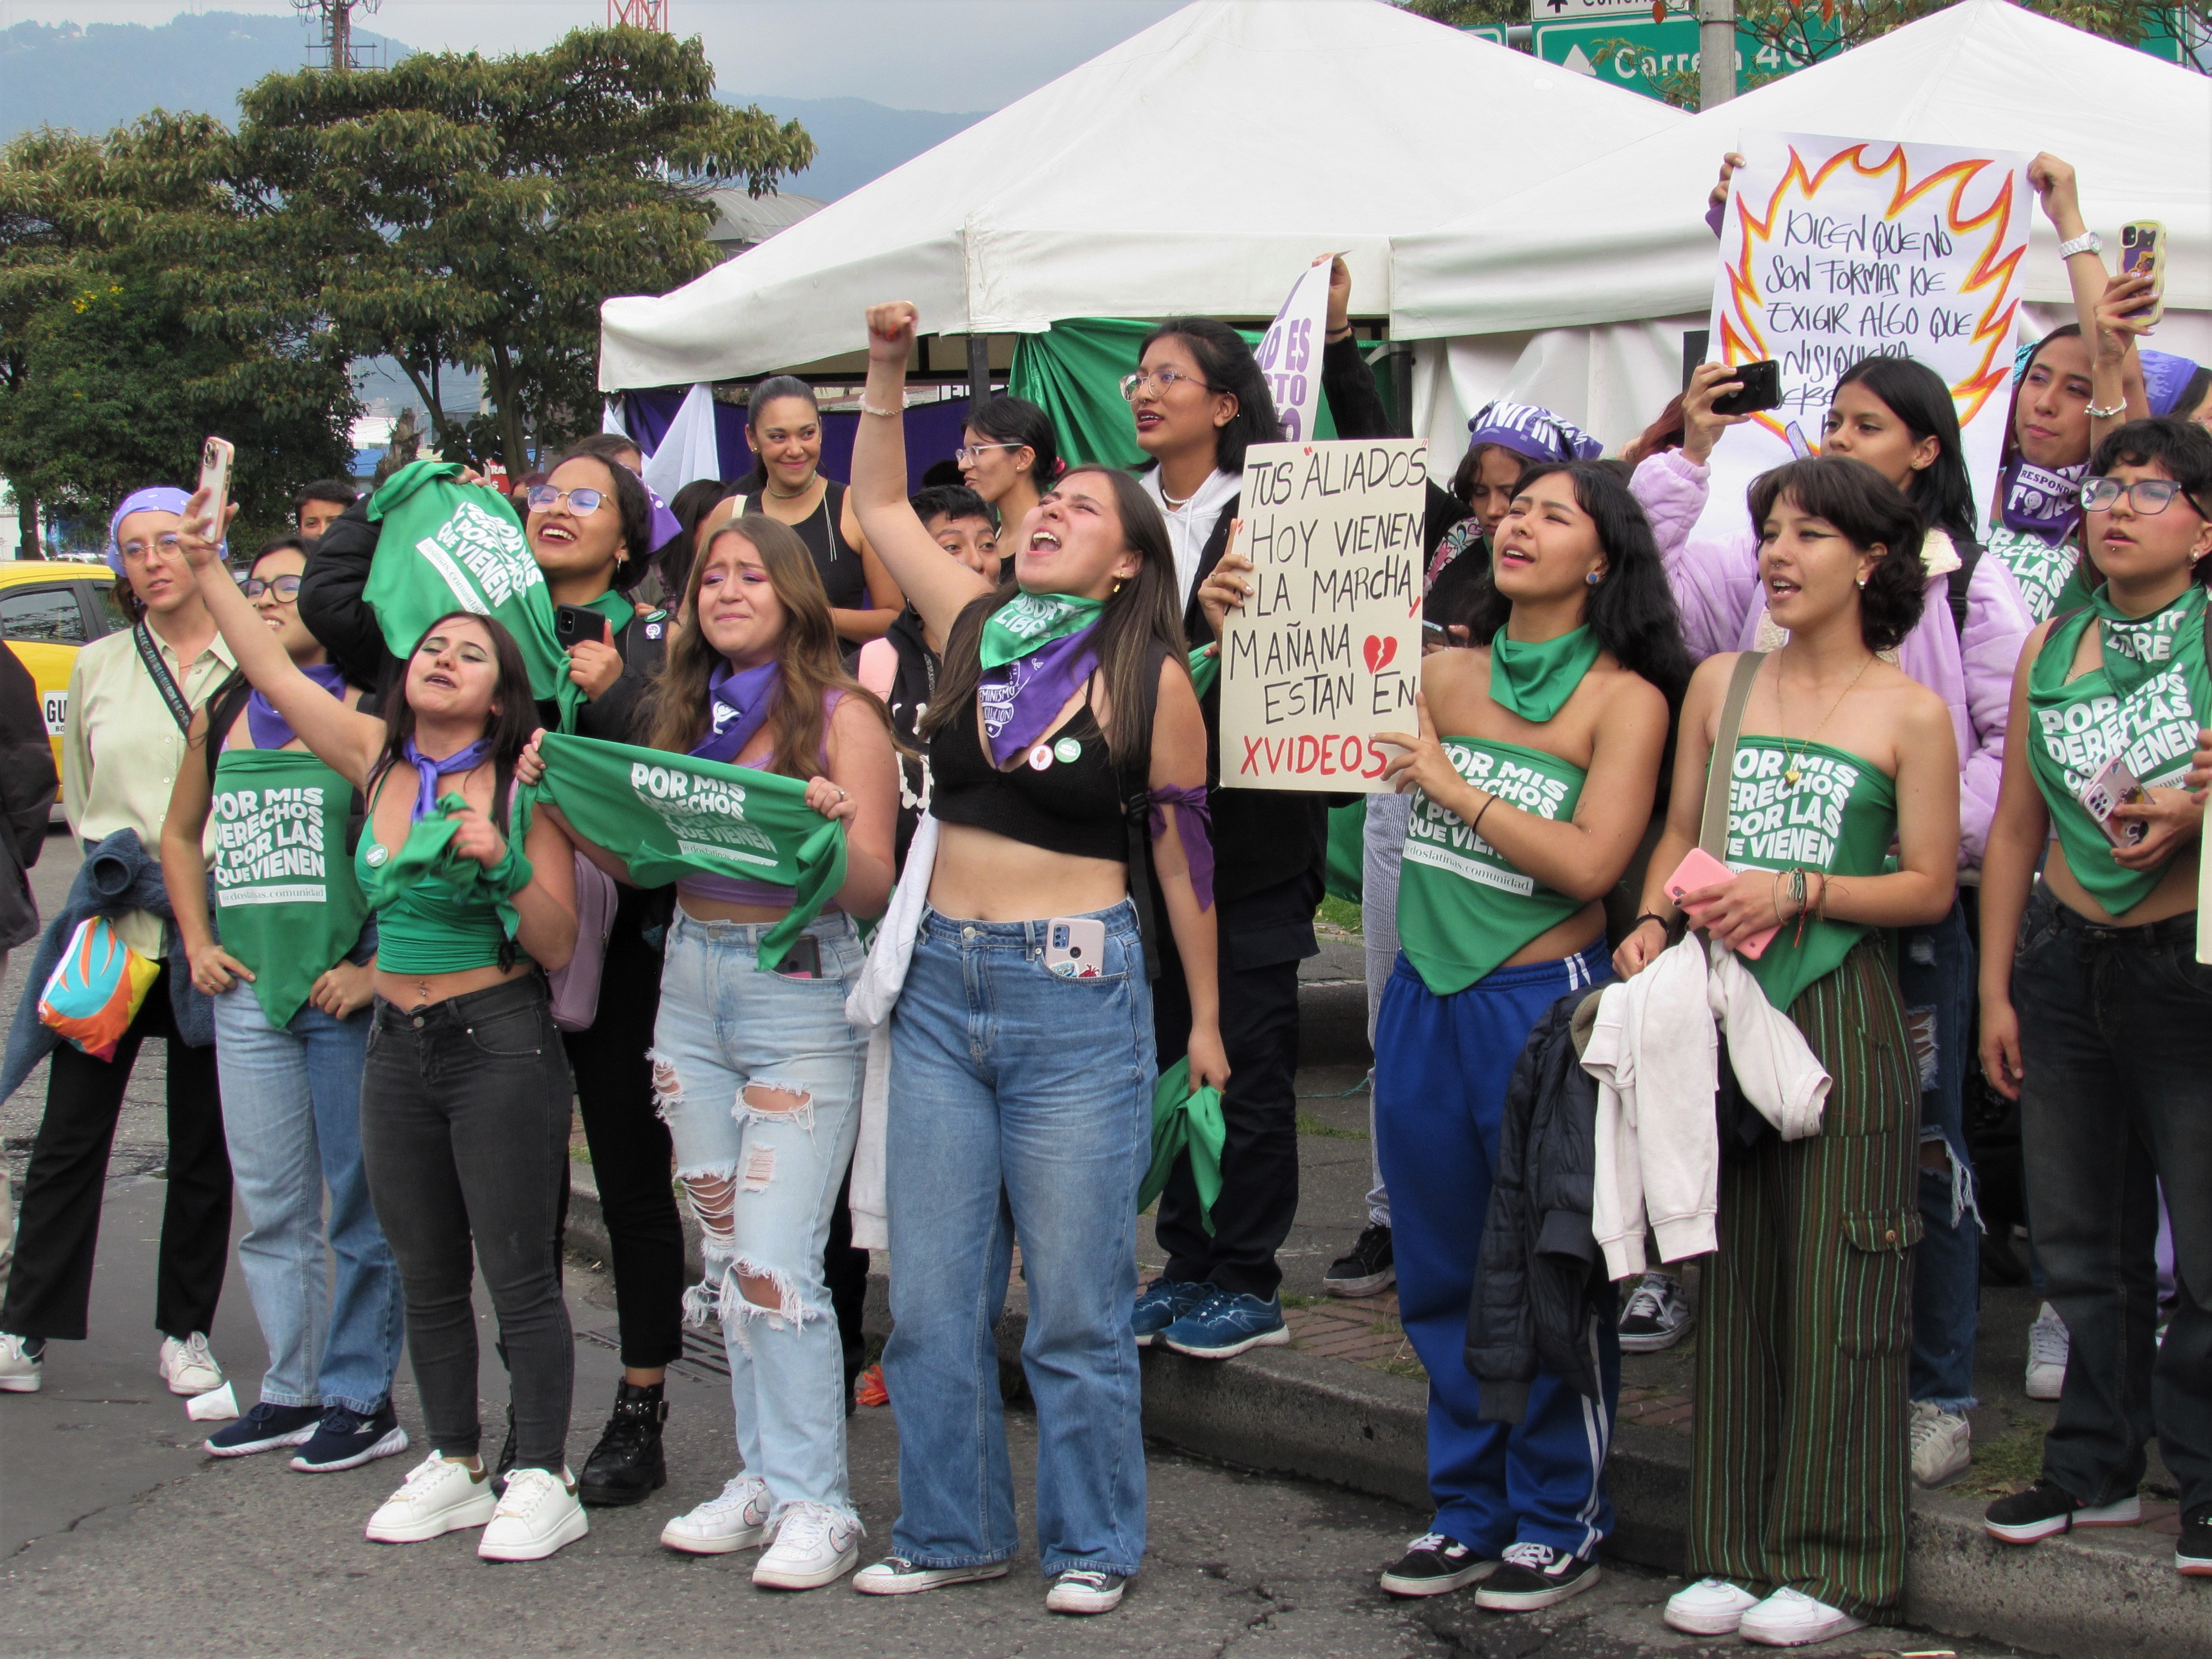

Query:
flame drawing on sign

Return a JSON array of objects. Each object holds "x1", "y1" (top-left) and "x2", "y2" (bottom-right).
[{"x1": 1718, "y1": 142, "x2": 2023, "y2": 441}]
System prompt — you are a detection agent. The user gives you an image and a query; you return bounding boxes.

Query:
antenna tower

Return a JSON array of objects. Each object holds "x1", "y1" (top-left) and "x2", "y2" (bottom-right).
[
  {"x1": 609, "y1": 1, "x2": 672, "y2": 28},
  {"x1": 294, "y1": 0, "x2": 384, "y2": 73}
]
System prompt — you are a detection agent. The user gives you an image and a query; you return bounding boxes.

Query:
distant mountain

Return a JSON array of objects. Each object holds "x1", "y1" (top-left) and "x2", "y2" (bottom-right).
[{"x1": 722, "y1": 93, "x2": 986, "y2": 201}]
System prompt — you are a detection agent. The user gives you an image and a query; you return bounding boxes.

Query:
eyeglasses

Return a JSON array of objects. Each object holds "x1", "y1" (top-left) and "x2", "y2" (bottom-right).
[
  {"x1": 526, "y1": 486, "x2": 606, "y2": 514},
  {"x1": 1119, "y1": 368, "x2": 1213, "y2": 402},
  {"x1": 119, "y1": 533, "x2": 184, "y2": 561},
  {"x1": 241, "y1": 574, "x2": 301, "y2": 602},
  {"x1": 2080, "y1": 476, "x2": 2205, "y2": 517},
  {"x1": 954, "y1": 442, "x2": 1021, "y2": 466}
]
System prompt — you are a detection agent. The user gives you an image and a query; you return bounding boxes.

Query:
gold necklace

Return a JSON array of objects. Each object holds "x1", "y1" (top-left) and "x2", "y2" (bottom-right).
[{"x1": 1778, "y1": 653, "x2": 1874, "y2": 789}]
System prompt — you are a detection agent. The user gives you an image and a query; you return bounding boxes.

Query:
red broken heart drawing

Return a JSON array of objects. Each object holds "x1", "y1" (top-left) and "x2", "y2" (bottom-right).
[{"x1": 1363, "y1": 635, "x2": 1397, "y2": 674}]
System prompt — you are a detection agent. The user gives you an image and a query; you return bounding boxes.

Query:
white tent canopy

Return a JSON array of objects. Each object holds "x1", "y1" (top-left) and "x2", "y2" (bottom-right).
[
  {"x1": 597, "y1": 0, "x2": 1684, "y2": 391},
  {"x1": 1389, "y1": 0, "x2": 2212, "y2": 455}
]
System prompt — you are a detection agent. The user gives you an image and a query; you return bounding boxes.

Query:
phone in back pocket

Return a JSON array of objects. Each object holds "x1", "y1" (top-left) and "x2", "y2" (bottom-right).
[{"x1": 1044, "y1": 917, "x2": 1107, "y2": 980}]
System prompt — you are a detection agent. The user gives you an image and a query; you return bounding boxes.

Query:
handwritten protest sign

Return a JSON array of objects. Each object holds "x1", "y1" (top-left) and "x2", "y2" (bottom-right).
[
  {"x1": 1218, "y1": 439, "x2": 1424, "y2": 793},
  {"x1": 1252, "y1": 260, "x2": 1335, "y2": 444},
  {"x1": 1695, "y1": 130, "x2": 2030, "y2": 544}
]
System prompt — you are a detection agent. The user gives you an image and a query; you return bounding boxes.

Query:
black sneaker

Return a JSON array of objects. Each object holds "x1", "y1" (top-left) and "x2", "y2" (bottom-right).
[
  {"x1": 1474, "y1": 1542, "x2": 1601, "y2": 1611},
  {"x1": 1324, "y1": 1224, "x2": 1395, "y2": 1298},
  {"x1": 205, "y1": 1400, "x2": 323, "y2": 1458},
  {"x1": 289, "y1": 1403, "x2": 410, "y2": 1473},
  {"x1": 2178, "y1": 1505, "x2": 2211, "y2": 1577},
  {"x1": 1618, "y1": 1270, "x2": 1694, "y2": 1353},
  {"x1": 1379, "y1": 1531, "x2": 1494, "y2": 1597},
  {"x1": 1984, "y1": 1477, "x2": 2142, "y2": 1543},
  {"x1": 577, "y1": 1379, "x2": 667, "y2": 1506}
]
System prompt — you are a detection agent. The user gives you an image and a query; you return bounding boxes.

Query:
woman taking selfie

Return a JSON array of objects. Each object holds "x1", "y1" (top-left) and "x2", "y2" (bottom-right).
[
  {"x1": 174, "y1": 493, "x2": 586, "y2": 1563},
  {"x1": 848, "y1": 300, "x2": 1222, "y2": 1616},
  {"x1": 957, "y1": 395, "x2": 1060, "y2": 537},
  {"x1": 160, "y1": 537, "x2": 404, "y2": 1475},
  {"x1": 1978, "y1": 418, "x2": 2212, "y2": 1580},
  {"x1": 1623, "y1": 455, "x2": 1959, "y2": 1646}
]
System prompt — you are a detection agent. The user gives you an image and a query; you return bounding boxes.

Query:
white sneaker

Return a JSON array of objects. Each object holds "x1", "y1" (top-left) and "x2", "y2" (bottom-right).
[
  {"x1": 158, "y1": 1332, "x2": 222, "y2": 1396},
  {"x1": 366, "y1": 1452, "x2": 499, "y2": 1543},
  {"x1": 852, "y1": 1556, "x2": 1013, "y2": 1595},
  {"x1": 478, "y1": 1466, "x2": 589, "y2": 1562},
  {"x1": 1909, "y1": 1400, "x2": 1973, "y2": 1488},
  {"x1": 0, "y1": 1334, "x2": 43, "y2": 1394},
  {"x1": 659, "y1": 1475, "x2": 774, "y2": 1556},
  {"x1": 2025, "y1": 1302, "x2": 2069, "y2": 1400},
  {"x1": 752, "y1": 1501, "x2": 861, "y2": 1590},
  {"x1": 1662, "y1": 1577, "x2": 1761, "y2": 1635},
  {"x1": 1737, "y1": 1585, "x2": 1865, "y2": 1647},
  {"x1": 1045, "y1": 1568, "x2": 1127, "y2": 1614}
]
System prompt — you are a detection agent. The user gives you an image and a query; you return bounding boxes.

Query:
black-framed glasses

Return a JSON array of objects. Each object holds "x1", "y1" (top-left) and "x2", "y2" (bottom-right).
[
  {"x1": 241, "y1": 574, "x2": 301, "y2": 602},
  {"x1": 954, "y1": 442, "x2": 1021, "y2": 465},
  {"x1": 2081, "y1": 475, "x2": 2204, "y2": 517},
  {"x1": 527, "y1": 485, "x2": 606, "y2": 514},
  {"x1": 1119, "y1": 367, "x2": 1213, "y2": 402}
]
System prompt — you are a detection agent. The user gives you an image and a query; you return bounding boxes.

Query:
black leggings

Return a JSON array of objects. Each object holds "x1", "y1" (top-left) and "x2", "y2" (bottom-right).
[{"x1": 361, "y1": 977, "x2": 575, "y2": 1470}]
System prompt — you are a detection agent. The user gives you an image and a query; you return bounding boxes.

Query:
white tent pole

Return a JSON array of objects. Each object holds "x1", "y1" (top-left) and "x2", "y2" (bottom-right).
[{"x1": 1699, "y1": 0, "x2": 1735, "y2": 109}]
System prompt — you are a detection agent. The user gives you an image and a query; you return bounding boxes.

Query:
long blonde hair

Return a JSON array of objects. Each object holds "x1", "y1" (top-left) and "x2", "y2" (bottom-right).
[{"x1": 643, "y1": 516, "x2": 895, "y2": 776}]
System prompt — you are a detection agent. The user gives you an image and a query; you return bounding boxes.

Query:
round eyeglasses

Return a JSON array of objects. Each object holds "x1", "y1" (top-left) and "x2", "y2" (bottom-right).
[
  {"x1": 241, "y1": 574, "x2": 302, "y2": 602},
  {"x1": 1119, "y1": 367, "x2": 1213, "y2": 402},
  {"x1": 528, "y1": 485, "x2": 606, "y2": 514}
]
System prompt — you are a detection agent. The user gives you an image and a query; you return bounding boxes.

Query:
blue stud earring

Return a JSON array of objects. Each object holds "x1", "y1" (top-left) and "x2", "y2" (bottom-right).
[{"x1": 1586, "y1": 571, "x2": 1602, "y2": 586}]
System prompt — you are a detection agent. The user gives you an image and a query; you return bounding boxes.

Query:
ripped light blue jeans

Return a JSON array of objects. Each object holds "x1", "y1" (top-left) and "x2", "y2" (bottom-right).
[
  {"x1": 1898, "y1": 900, "x2": 1979, "y2": 1411},
  {"x1": 651, "y1": 908, "x2": 868, "y2": 1524}
]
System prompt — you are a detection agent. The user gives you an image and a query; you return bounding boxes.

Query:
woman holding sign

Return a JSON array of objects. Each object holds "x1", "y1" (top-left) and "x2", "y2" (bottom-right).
[
  {"x1": 1347, "y1": 461, "x2": 1682, "y2": 1611},
  {"x1": 1978, "y1": 418, "x2": 2212, "y2": 1581},
  {"x1": 847, "y1": 299, "x2": 1220, "y2": 1616},
  {"x1": 172, "y1": 496, "x2": 589, "y2": 1563},
  {"x1": 1621, "y1": 455, "x2": 1959, "y2": 1645},
  {"x1": 159, "y1": 538, "x2": 405, "y2": 1477}
]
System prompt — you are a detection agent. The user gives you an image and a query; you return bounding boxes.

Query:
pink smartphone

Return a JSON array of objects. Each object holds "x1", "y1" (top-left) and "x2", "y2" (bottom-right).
[
  {"x1": 1666, "y1": 847, "x2": 1777, "y2": 959},
  {"x1": 1044, "y1": 916, "x2": 1107, "y2": 980}
]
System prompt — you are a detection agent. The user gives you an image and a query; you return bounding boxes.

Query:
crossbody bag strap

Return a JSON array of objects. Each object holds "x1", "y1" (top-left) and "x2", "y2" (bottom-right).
[
  {"x1": 1700, "y1": 650, "x2": 1766, "y2": 857},
  {"x1": 133, "y1": 621, "x2": 197, "y2": 733}
]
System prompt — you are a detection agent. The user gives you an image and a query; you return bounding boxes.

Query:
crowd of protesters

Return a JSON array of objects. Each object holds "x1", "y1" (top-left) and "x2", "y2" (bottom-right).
[{"x1": 0, "y1": 146, "x2": 2205, "y2": 1643}]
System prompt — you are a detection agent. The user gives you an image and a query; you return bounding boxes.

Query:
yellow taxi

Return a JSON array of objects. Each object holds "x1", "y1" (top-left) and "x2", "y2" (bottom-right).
[{"x1": 1, "y1": 560, "x2": 128, "y2": 779}]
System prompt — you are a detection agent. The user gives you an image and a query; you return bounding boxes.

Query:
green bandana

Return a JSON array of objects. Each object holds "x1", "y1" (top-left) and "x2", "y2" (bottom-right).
[
  {"x1": 1489, "y1": 625, "x2": 1603, "y2": 723},
  {"x1": 530, "y1": 733, "x2": 846, "y2": 972},
  {"x1": 1988, "y1": 526, "x2": 2091, "y2": 626},
  {"x1": 364, "y1": 460, "x2": 583, "y2": 729},
  {"x1": 581, "y1": 589, "x2": 635, "y2": 639},
  {"x1": 1139, "y1": 1057, "x2": 1225, "y2": 1235},
  {"x1": 978, "y1": 592, "x2": 1104, "y2": 670},
  {"x1": 2093, "y1": 583, "x2": 2203, "y2": 699},
  {"x1": 209, "y1": 747, "x2": 371, "y2": 1028},
  {"x1": 1188, "y1": 644, "x2": 1219, "y2": 701}
]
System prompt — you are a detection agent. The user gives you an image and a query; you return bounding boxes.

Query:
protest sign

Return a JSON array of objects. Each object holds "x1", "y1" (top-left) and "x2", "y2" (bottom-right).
[
  {"x1": 1218, "y1": 439, "x2": 1424, "y2": 794},
  {"x1": 1694, "y1": 130, "x2": 2030, "y2": 545},
  {"x1": 1252, "y1": 260, "x2": 1335, "y2": 444}
]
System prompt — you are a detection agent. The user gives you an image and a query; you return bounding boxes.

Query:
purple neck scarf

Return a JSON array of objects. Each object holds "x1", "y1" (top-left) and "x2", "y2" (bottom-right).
[
  {"x1": 977, "y1": 628, "x2": 1099, "y2": 769},
  {"x1": 246, "y1": 664, "x2": 347, "y2": 752},
  {"x1": 1149, "y1": 785, "x2": 1215, "y2": 912},
  {"x1": 401, "y1": 735, "x2": 493, "y2": 823},
  {"x1": 1999, "y1": 455, "x2": 2086, "y2": 541},
  {"x1": 692, "y1": 659, "x2": 781, "y2": 765}
]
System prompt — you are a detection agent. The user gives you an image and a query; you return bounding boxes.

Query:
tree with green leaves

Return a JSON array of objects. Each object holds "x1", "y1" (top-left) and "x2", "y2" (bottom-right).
[{"x1": 231, "y1": 24, "x2": 815, "y2": 474}]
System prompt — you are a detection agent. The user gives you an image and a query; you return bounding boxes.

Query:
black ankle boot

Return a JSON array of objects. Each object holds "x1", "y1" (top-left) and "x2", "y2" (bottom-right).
[{"x1": 577, "y1": 1380, "x2": 667, "y2": 1507}]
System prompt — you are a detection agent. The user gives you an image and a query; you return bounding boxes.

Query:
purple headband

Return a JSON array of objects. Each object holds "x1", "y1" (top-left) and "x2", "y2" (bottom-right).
[
  {"x1": 2142, "y1": 350, "x2": 2202, "y2": 419},
  {"x1": 106, "y1": 486, "x2": 226, "y2": 577},
  {"x1": 1465, "y1": 401, "x2": 1603, "y2": 465}
]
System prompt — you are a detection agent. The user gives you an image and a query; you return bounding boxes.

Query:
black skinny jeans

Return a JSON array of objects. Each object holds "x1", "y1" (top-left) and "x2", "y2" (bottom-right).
[
  {"x1": 2, "y1": 962, "x2": 229, "y2": 1342},
  {"x1": 562, "y1": 894, "x2": 684, "y2": 1371},
  {"x1": 361, "y1": 977, "x2": 575, "y2": 1470}
]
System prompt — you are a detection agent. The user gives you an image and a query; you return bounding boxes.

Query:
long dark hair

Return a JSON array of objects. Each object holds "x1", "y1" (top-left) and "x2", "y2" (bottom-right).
[
  {"x1": 1440, "y1": 461, "x2": 1694, "y2": 712},
  {"x1": 1749, "y1": 457, "x2": 1928, "y2": 653},
  {"x1": 1138, "y1": 318, "x2": 1283, "y2": 475},
  {"x1": 644, "y1": 515, "x2": 897, "y2": 777},
  {"x1": 1834, "y1": 356, "x2": 1977, "y2": 547},
  {"x1": 368, "y1": 611, "x2": 539, "y2": 801},
  {"x1": 922, "y1": 466, "x2": 1188, "y2": 770},
  {"x1": 966, "y1": 395, "x2": 1062, "y2": 488},
  {"x1": 659, "y1": 477, "x2": 737, "y2": 599}
]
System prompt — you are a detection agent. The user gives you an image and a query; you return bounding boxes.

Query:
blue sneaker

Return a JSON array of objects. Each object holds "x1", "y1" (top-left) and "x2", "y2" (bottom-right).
[
  {"x1": 1159, "y1": 1290, "x2": 1290, "y2": 1360},
  {"x1": 289, "y1": 1403, "x2": 410, "y2": 1473},
  {"x1": 1132, "y1": 1277, "x2": 1213, "y2": 1346},
  {"x1": 205, "y1": 1401, "x2": 324, "y2": 1458}
]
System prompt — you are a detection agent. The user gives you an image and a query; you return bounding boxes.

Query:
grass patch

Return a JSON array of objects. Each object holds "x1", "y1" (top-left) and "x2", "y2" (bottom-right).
[
  {"x1": 1317, "y1": 895, "x2": 1362, "y2": 935},
  {"x1": 568, "y1": 1145, "x2": 593, "y2": 1164},
  {"x1": 1296, "y1": 1112, "x2": 1370, "y2": 1140},
  {"x1": 1374, "y1": 1351, "x2": 1427, "y2": 1382},
  {"x1": 1280, "y1": 1292, "x2": 1325, "y2": 1311},
  {"x1": 1959, "y1": 1417, "x2": 2046, "y2": 1497}
]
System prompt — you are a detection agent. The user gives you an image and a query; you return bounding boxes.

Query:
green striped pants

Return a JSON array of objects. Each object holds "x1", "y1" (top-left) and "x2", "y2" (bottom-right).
[{"x1": 1687, "y1": 936, "x2": 1921, "y2": 1620}]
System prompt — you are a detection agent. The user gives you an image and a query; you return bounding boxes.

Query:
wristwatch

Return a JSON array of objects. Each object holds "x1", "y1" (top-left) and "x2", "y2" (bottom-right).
[{"x1": 2057, "y1": 231, "x2": 2103, "y2": 259}]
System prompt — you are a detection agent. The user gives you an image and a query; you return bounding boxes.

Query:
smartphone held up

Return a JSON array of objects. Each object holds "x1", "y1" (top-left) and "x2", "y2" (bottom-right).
[{"x1": 196, "y1": 435, "x2": 235, "y2": 534}]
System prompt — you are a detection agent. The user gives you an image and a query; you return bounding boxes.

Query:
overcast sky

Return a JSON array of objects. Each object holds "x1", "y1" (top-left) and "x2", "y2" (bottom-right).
[{"x1": 0, "y1": 0, "x2": 1187, "y2": 112}]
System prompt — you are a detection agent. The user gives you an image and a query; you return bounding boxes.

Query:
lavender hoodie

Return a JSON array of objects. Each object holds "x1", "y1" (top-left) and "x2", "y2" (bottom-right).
[{"x1": 1629, "y1": 447, "x2": 2032, "y2": 868}]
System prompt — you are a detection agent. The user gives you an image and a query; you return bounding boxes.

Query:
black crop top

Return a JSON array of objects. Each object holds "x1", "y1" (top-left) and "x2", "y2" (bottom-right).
[{"x1": 929, "y1": 694, "x2": 1126, "y2": 863}]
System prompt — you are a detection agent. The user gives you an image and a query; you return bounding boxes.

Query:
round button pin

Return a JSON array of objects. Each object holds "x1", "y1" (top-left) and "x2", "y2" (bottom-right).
[
  {"x1": 1054, "y1": 737, "x2": 1082, "y2": 764},
  {"x1": 1028, "y1": 744, "x2": 1053, "y2": 770},
  {"x1": 364, "y1": 845, "x2": 389, "y2": 868}
]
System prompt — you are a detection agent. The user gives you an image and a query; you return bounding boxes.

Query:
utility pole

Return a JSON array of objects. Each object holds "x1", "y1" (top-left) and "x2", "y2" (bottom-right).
[
  {"x1": 1699, "y1": 0, "x2": 1736, "y2": 108},
  {"x1": 293, "y1": 0, "x2": 381, "y2": 74}
]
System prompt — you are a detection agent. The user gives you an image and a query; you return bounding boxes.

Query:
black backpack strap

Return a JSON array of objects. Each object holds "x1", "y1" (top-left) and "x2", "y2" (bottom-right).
[
  {"x1": 1119, "y1": 638, "x2": 1172, "y2": 983},
  {"x1": 1948, "y1": 538, "x2": 1985, "y2": 638}
]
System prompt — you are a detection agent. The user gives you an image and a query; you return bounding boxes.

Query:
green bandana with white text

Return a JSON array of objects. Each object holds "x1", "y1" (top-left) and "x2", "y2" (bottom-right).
[{"x1": 978, "y1": 592, "x2": 1104, "y2": 670}]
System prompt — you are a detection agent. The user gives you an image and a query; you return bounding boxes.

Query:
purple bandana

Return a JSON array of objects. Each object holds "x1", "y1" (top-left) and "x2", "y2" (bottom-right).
[
  {"x1": 2142, "y1": 350, "x2": 2203, "y2": 419},
  {"x1": 1465, "y1": 401, "x2": 1603, "y2": 466},
  {"x1": 691, "y1": 659, "x2": 781, "y2": 765},
  {"x1": 1150, "y1": 785, "x2": 1215, "y2": 912},
  {"x1": 646, "y1": 486, "x2": 684, "y2": 552},
  {"x1": 246, "y1": 664, "x2": 348, "y2": 752},
  {"x1": 106, "y1": 486, "x2": 225, "y2": 578},
  {"x1": 977, "y1": 628, "x2": 1100, "y2": 769},
  {"x1": 401, "y1": 736, "x2": 493, "y2": 823},
  {"x1": 1999, "y1": 456, "x2": 2087, "y2": 541}
]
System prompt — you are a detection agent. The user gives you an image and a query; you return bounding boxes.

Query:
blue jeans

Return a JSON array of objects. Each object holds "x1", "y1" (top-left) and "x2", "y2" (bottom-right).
[
  {"x1": 884, "y1": 902, "x2": 1153, "y2": 1579},
  {"x1": 2010, "y1": 886, "x2": 2212, "y2": 1512},
  {"x1": 1896, "y1": 901, "x2": 1979, "y2": 1410},
  {"x1": 653, "y1": 909, "x2": 868, "y2": 1523},
  {"x1": 212, "y1": 983, "x2": 402, "y2": 1416}
]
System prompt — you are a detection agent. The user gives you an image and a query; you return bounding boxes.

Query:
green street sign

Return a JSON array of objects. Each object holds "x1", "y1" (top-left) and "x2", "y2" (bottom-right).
[
  {"x1": 1460, "y1": 24, "x2": 1507, "y2": 44},
  {"x1": 1532, "y1": 14, "x2": 1840, "y2": 98}
]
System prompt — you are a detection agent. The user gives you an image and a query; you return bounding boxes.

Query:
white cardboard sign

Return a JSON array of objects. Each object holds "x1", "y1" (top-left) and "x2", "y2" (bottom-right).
[{"x1": 1218, "y1": 438, "x2": 1426, "y2": 793}]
